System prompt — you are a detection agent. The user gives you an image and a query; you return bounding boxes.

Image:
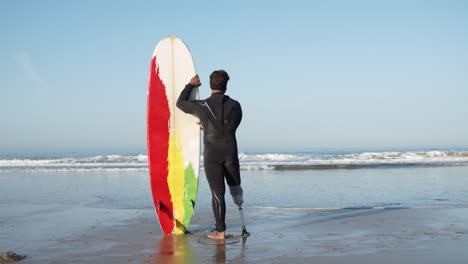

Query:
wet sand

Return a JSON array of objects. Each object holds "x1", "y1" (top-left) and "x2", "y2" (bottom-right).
[{"x1": 1, "y1": 203, "x2": 467, "y2": 263}]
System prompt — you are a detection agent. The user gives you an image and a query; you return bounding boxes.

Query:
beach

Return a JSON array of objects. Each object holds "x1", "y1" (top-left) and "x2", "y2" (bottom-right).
[
  {"x1": 1, "y1": 151, "x2": 468, "y2": 263},
  {"x1": 1, "y1": 204, "x2": 467, "y2": 263}
]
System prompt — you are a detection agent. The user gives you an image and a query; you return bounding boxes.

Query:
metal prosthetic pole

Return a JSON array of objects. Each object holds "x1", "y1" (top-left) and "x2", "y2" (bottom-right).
[
  {"x1": 229, "y1": 185, "x2": 250, "y2": 237},
  {"x1": 238, "y1": 206, "x2": 250, "y2": 237}
]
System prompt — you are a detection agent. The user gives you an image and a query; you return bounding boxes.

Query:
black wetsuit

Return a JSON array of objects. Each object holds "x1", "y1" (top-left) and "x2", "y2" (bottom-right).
[{"x1": 176, "y1": 84, "x2": 243, "y2": 232}]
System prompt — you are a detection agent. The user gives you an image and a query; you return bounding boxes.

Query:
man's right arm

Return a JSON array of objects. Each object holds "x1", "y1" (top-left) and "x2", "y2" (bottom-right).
[
  {"x1": 224, "y1": 101, "x2": 242, "y2": 131},
  {"x1": 232, "y1": 102, "x2": 242, "y2": 130}
]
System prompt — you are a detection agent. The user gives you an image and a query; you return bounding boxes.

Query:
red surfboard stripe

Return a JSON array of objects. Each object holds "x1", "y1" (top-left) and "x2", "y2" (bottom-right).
[{"x1": 147, "y1": 56, "x2": 174, "y2": 234}]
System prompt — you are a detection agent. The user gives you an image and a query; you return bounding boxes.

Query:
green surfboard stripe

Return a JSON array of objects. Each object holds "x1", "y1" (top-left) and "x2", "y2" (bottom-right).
[{"x1": 183, "y1": 162, "x2": 198, "y2": 229}]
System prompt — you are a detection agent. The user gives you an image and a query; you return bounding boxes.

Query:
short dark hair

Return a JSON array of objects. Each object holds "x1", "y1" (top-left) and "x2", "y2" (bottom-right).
[{"x1": 209, "y1": 70, "x2": 230, "y2": 91}]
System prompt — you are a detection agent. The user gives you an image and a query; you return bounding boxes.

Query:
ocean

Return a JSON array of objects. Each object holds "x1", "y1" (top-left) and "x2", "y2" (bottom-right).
[
  {"x1": 1, "y1": 147, "x2": 467, "y2": 210},
  {"x1": 1, "y1": 147, "x2": 468, "y2": 171}
]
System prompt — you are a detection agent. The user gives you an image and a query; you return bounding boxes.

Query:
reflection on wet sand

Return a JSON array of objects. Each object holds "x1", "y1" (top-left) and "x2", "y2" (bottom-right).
[
  {"x1": 154, "y1": 234, "x2": 249, "y2": 264},
  {"x1": 212, "y1": 235, "x2": 249, "y2": 263},
  {"x1": 155, "y1": 234, "x2": 194, "y2": 264},
  {"x1": 214, "y1": 242, "x2": 226, "y2": 264}
]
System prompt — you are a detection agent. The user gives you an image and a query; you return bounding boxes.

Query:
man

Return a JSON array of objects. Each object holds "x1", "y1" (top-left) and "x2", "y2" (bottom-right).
[{"x1": 176, "y1": 70, "x2": 244, "y2": 240}]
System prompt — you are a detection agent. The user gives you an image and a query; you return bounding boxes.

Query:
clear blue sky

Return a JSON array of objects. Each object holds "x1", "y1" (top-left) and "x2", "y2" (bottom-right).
[{"x1": 2, "y1": 0, "x2": 467, "y2": 153}]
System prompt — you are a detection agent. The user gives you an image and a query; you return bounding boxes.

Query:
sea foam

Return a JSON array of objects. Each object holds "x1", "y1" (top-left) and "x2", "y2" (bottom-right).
[{"x1": 0, "y1": 151, "x2": 467, "y2": 171}]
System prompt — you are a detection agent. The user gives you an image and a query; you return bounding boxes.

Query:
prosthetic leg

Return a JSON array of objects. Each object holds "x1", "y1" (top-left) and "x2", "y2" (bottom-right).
[{"x1": 229, "y1": 185, "x2": 250, "y2": 237}]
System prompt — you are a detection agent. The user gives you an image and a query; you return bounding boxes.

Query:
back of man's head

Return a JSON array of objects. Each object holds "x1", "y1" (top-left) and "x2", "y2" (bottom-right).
[{"x1": 210, "y1": 70, "x2": 230, "y2": 91}]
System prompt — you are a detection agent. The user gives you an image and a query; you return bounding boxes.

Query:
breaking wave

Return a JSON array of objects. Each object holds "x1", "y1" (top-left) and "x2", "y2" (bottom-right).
[
  {"x1": 1, "y1": 151, "x2": 467, "y2": 171},
  {"x1": 238, "y1": 151, "x2": 468, "y2": 170}
]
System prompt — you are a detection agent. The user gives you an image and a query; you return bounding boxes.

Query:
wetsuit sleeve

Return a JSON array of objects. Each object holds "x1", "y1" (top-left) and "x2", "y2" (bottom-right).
[
  {"x1": 176, "y1": 84, "x2": 200, "y2": 115},
  {"x1": 226, "y1": 101, "x2": 242, "y2": 131},
  {"x1": 234, "y1": 102, "x2": 243, "y2": 129}
]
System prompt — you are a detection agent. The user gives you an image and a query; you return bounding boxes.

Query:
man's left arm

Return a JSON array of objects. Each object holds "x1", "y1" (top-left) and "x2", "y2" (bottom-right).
[{"x1": 176, "y1": 75, "x2": 202, "y2": 114}]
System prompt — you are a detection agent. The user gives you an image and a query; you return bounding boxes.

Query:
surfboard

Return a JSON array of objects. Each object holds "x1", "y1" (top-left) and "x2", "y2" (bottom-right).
[{"x1": 147, "y1": 36, "x2": 200, "y2": 234}]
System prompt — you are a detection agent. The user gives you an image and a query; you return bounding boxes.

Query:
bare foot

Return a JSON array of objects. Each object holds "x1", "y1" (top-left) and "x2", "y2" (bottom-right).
[{"x1": 208, "y1": 232, "x2": 225, "y2": 240}]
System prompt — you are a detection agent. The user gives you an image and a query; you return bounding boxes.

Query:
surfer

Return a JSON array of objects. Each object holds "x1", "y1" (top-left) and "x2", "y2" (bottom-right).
[{"x1": 177, "y1": 70, "x2": 244, "y2": 240}]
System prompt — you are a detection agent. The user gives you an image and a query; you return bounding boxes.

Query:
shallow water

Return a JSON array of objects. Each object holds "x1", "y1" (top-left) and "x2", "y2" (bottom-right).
[
  {"x1": 1, "y1": 166, "x2": 468, "y2": 261},
  {"x1": 240, "y1": 165, "x2": 468, "y2": 209},
  {"x1": 1, "y1": 165, "x2": 467, "y2": 210}
]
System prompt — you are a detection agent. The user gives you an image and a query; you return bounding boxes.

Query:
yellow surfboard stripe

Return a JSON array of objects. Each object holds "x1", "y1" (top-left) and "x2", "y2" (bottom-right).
[{"x1": 167, "y1": 128, "x2": 187, "y2": 234}]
